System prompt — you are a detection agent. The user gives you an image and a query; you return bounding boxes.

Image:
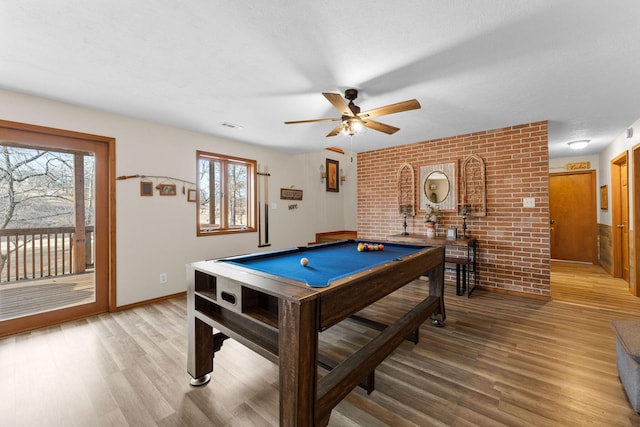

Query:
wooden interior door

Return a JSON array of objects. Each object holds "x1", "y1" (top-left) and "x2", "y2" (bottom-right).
[
  {"x1": 633, "y1": 144, "x2": 640, "y2": 296},
  {"x1": 549, "y1": 171, "x2": 597, "y2": 263},
  {"x1": 621, "y1": 161, "x2": 630, "y2": 282},
  {"x1": 611, "y1": 152, "x2": 630, "y2": 283}
]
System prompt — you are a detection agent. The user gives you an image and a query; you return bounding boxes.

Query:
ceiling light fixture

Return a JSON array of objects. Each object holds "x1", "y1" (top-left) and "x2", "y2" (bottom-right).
[
  {"x1": 567, "y1": 139, "x2": 590, "y2": 150},
  {"x1": 339, "y1": 118, "x2": 365, "y2": 137}
]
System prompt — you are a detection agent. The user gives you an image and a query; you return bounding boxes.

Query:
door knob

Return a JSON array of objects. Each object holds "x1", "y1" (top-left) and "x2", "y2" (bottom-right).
[{"x1": 550, "y1": 220, "x2": 555, "y2": 224}]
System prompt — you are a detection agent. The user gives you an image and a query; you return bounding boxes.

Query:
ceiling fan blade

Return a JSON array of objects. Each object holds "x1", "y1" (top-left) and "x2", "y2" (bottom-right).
[
  {"x1": 284, "y1": 117, "x2": 341, "y2": 125},
  {"x1": 359, "y1": 99, "x2": 421, "y2": 119},
  {"x1": 323, "y1": 92, "x2": 356, "y2": 117},
  {"x1": 326, "y1": 123, "x2": 344, "y2": 137},
  {"x1": 362, "y1": 119, "x2": 400, "y2": 135}
]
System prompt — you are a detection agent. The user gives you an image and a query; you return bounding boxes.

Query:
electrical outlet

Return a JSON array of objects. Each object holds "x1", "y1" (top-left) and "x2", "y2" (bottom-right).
[
  {"x1": 159, "y1": 273, "x2": 168, "y2": 284},
  {"x1": 523, "y1": 197, "x2": 536, "y2": 208}
]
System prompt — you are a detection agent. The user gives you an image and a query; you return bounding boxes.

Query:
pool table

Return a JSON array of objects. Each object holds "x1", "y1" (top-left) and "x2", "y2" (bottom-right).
[{"x1": 187, "y1": 240, "x2": 445, "y2": 426}]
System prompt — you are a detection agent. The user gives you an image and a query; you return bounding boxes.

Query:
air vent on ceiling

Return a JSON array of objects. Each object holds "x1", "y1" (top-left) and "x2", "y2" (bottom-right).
[{"x1": 221, "y1": 122, "x2": 243, "y2": 130}]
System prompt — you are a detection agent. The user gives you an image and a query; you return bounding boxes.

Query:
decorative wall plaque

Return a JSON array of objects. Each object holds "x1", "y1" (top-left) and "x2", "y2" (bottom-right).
[
  {"x1": 600, "y1": 185, "x2": 608, "y2": 210},
  {"x1": 565, "y1": 161, "x2": 590, "y2": 170},
  {"x1": 396, "y1": 162, "x2": 415, "y2": 216},
  {"x1": 461, "y1": 154, "x2": 486, "y2": 217},
  {"x1": 280, "y1": 188, "x2": 303, "y2": 200}
]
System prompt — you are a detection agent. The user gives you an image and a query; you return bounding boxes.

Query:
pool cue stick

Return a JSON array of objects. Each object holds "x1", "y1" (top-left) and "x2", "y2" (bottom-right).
[
  {"x1": 257, "y1": 167, "x2": 271, "y2": 247},
  {"x1": 257, "y1": 165, "x2": 263, "y2": 247},
  {"x1": 264, "y1": 166, "x2": 271, "y2": 246}
]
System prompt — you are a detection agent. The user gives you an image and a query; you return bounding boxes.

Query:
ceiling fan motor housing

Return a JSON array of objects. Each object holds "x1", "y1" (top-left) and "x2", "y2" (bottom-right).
[
  {"x1": 344, "y1": 89, "x2": 361, "y2": 114},
  {"x1": 345, "y1": 88, "x2": 358, "y2": 101}
]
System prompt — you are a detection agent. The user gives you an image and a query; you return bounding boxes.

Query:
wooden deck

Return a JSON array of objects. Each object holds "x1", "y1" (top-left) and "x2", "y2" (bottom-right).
[{"x1": 0, "y1": 272, "x2": 94, "y2": 321}]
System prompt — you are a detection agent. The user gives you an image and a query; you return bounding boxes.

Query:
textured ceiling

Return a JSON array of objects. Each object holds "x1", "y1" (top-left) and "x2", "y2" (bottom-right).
[{"x1": 2, "y1": 1, "x2": 640, "y2": 158}]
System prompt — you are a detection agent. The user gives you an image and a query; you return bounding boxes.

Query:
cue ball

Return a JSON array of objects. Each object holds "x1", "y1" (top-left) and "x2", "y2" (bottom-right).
[{"x1": 300, "y1": 257, "x2": 309, "y2": 267}]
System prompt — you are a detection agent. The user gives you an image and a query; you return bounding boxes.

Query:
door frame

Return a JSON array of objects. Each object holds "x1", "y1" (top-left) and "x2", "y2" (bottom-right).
[
  {"x1": 611, "y1": 151, "x2": 629, "y2": 281},
  {"x1": 0, "y1": 120, "x2": 116, "y2": 336},
  {"x1": 633, "y1": 144, "x2": 640, "y2": 296}
]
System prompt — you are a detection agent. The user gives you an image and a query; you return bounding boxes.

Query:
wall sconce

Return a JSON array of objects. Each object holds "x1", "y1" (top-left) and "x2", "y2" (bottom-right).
[
  {"x1": 399, "y1": 204, "x2": 412, "y2": 235},
  {"x1": 340, "y1": 168, "x2": 346, "y2": 185},
  {"x1": 320, "y1": 164, "x2": 326, "y2": 183}
]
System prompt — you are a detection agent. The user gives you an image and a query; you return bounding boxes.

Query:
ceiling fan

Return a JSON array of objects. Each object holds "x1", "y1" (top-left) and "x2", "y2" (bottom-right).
[{"x1": 284, "y1": 89, "x2": 421, "y2": 137}]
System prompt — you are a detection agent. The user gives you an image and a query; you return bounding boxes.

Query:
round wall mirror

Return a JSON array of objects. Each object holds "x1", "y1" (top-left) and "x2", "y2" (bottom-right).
[{"x1": 424, "y1": 171, "x2": 450, "y2": 203}]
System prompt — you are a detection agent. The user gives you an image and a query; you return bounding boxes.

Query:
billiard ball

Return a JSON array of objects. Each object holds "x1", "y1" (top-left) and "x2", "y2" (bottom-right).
[
  {"x1": 300, "y1": 257, "x2": 309, "y2": 266},
  {"x1": 378, "y1": 244, "x2": 384, "y2": 251}
]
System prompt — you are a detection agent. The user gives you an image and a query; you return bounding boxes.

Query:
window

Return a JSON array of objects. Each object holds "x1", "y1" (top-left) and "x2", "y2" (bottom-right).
[{"x1": 197, "y1": 150, "x2": 256, "y2": 236}]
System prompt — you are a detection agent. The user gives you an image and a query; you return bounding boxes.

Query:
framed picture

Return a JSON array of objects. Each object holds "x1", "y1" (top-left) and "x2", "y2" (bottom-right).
[
  {"x1": 280, "y1": 188, "x2": 303, "y2": 200},
  {"x1": 326, "y1": 158, "x2": 339, "y2": 192},
  {"x1": 600, "y1": 185, "x2": 608, "y2": 210},
  {"x1": 140, "y1": 181, "x2": 153, "y2": 196},
  {"x1": 446, "y1": 227, "x2": 458, "y2": 240},
  {"x1": 187, "y1": 189, "x2": 197, "y2": 202},
  {"x1": 159, "y1": 183, "x2": 177, "y2": 196}
]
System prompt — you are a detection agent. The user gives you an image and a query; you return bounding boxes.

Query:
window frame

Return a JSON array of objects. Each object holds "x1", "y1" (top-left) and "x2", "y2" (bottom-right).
[{"x1": 196, "y1": 150, "x2": 257, "y2": 236}]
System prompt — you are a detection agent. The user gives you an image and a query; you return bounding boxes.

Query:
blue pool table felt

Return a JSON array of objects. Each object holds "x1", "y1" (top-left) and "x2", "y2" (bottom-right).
[{"x1": 222, "y1": 241, "x2": 427, "y2": 287}]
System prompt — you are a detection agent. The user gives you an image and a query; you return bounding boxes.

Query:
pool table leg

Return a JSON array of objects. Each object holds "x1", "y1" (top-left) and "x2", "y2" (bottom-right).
[
  {"x1": 187, "y1": 316, "x2": 214, "y2": 386},
  {"x1": 428, "y1": 262, "x2": 446, "y2": 327},
  {"x1": 279, "y1": 297, "x2": 320, "y2": 425}
]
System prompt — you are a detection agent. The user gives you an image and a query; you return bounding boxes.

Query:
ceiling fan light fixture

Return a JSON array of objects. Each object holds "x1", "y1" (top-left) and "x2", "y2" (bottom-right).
[
  {"x1": 567, "y1": 139, "x2": 590, "y2": 150},
  {"x1": 340, "y1": 119, "x2": 365, "y2": 136},
  {"x1": 284, "y1": 89, "x2": 420, "y2": 138}
]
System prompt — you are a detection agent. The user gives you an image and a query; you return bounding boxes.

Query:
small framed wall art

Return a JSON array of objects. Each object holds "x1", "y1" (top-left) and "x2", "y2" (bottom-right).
[
  {"x1": 140, "y1": 181, "x2": 153, "y2": 196},
  {"x1": 187, "y1": 189, "x2": 197, "y2": 202},
  {"x1": 326, "y1": 158, "x2": 339, "y2": 192},
  {"x1": 600, "y1": 185, "x2": 608, "y2": 210},
  {"x1": 159, "y1": 183, "x2": 177, "y2": 196},
  {"x1": 280, "y1": 188, "x2": 303, "y2": 200},
  {"x1": 446, "y1": 227, "x2": 458, "y2": 240}
]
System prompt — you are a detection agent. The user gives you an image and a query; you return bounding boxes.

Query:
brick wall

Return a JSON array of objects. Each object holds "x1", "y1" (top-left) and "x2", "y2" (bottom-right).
[{"x1": 357, "y1": 121, "x2": 551, "y2": 297}]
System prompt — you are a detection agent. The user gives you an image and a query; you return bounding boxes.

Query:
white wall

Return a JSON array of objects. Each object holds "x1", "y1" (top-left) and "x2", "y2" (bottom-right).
[
  {"x1": 0, "y1": 88, "x2": 357, "y2": 306},
  {"x1": 599, "y1": 117, "x2": 640, "y2": 227}
]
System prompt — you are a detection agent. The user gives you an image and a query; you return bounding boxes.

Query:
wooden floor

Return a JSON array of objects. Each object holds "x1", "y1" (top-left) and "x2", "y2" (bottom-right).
[{"x1": 1, "y1": 262, "x2": 640, "y2": 426}]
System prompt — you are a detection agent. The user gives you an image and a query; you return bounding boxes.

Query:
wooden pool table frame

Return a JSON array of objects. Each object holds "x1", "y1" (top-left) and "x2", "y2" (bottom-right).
[{"x1": 187, "y1": 241, "x2": 445, "y2": 426}]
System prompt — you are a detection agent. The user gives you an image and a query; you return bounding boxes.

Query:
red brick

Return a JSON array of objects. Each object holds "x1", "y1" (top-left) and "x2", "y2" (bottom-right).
[{"x1": 357, "y1": 121, "x2": 550, "y2": 297}]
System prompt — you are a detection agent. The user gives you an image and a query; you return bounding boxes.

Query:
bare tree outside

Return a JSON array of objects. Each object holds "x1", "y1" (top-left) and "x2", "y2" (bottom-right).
[
  {"x1": 199, "y1": 159, "x2": 246, "y2": 228},
  {"x1": 228, "y1": 162, "x2": 247, "y2": 226},
  {"x1": 0, "y1": 144, "x2": 95, "y2": 282}
]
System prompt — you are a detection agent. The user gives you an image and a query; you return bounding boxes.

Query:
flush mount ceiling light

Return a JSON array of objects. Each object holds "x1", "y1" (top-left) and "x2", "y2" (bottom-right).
[{"x1": 567, "y1": 139, "x2": 590, "y2": 150}]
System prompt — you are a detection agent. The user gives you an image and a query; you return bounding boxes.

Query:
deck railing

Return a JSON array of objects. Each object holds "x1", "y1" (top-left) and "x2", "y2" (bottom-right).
[{"x1": 0, "y1": 226, "x2": 94, "y2": 284}]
